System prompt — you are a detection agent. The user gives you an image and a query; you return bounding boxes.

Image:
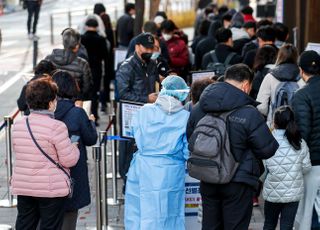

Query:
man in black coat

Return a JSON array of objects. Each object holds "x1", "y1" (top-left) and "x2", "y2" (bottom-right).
[
  {"x1": 187, "y1": 64, "x2": 278, "y2": 229},
  {"x1": 116, "y1": 3, "x2": 135, "y2": 48},
  {"x1": 293, "y1": 51, "x2": 320, "y2": 165},
  {"x1": 194, "y1": 20, "x2": 221, "y2": 70},
  {"x1": 81, "y1": 18, "x2": 108, "y2": 124},
  {"x1": 242, "y1": 25, "x2": 277, "y2": 69},
  {"x1": 201, "y1": 27, "x2": 242, "y2": 70},
  {"x1": 116, "y1": 33, "x2": 159, "y2": 185}
]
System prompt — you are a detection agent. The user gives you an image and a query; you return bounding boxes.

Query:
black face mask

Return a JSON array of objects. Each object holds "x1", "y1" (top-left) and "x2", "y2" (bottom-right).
[{"x1": 141, "y1": 53, "x2": 153, "y2": 62}]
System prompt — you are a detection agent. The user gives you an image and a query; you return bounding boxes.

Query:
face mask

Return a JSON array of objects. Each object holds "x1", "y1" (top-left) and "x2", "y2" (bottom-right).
[
  {"x1": 162, "y1": 33, "x2": 172, "y2": 41},
  {"x1": 151, "y1": 52, "x2": 160, "y2": 60},
  {"x1": 141, "y1": 53, "x2": 153, "y2": 62}
]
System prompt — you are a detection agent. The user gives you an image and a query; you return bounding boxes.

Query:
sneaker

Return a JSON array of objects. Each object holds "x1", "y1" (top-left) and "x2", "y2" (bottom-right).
[{"x1": 253, "y1": 197, "x2": 259, "y2": 207}]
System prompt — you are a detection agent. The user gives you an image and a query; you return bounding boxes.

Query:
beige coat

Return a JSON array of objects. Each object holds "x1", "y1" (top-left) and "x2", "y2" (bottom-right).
[{"x1": 256, "y1": 73, "x2": 305, "y2": 127}]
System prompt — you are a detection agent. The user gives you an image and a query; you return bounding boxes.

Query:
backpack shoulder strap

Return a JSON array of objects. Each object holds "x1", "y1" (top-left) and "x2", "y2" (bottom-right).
[
  {"x1": 224, "y1": 52, "x2": 237, "y2": 66},
  {"x1": 210, "y1": 50, "x2": 219, "y2": 63}
]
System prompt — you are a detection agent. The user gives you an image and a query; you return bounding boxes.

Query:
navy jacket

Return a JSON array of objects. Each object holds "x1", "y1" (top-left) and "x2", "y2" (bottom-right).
[
  {"x1": 116, "y1": 13, "x2": 134, "y2": 47},
  {"x1": 55, "y1": 99, "x2": 98, "y2": 211},
  {"x1": 187, "y1": 82, "x2": 279, "y2": 189},
  {"x1": 292, "y1": 76, "x2": 320, "y2": 165}
]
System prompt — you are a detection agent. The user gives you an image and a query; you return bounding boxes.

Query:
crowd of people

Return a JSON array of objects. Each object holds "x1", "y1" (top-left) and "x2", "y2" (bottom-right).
[{"x1": 8, "y1": 1, "x2": 320, "y2": 230}]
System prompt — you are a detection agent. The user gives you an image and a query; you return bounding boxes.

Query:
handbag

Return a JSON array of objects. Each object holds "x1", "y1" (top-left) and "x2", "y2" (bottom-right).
[{"x1": 26, "y1": 117, "x2": 74, "y2": 198}]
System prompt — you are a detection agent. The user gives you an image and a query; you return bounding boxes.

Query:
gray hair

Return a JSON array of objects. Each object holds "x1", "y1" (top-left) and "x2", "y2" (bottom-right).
[{"x1": 61, "y1": 28, "x2": 81, "y2": 50}]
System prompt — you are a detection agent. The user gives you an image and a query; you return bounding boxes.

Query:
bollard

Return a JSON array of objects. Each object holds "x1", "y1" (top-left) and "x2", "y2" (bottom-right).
[
  {"x1": 0, "y1": 116, "x2": 17, "y2": 208},
  {"x1": 68, "y1": 11, "x2": 72, "y2": 28},
  {"x1": 99, "y1": 131, "x2": 108, "y2": 228},
  {"x1": 108, "y1": 113, "x2": 119, "y2": 205},
  {"x1": 33, "y1": 39, "x2": 38, "y2": 69},
  {"x1": 50, "y1": 14, "x2": 54, "y2": 45},
  {"x1": 92, "y1": 146, "x2": 102, "y2": 230},
  {"x1": 115, "y1": 7, "x2": 118, "y2": 22}
]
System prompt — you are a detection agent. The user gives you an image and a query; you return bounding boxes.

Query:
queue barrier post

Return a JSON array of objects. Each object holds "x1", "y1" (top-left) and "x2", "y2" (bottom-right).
[{"x1": 0, "y1": 116, "x2": 17, "y2": 208}]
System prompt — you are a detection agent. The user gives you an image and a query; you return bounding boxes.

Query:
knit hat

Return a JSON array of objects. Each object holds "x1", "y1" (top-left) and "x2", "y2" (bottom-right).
[
  {"x1": 299, "y1": 50, "x2": 320, "y2": 75},
  {"x1": 160, "y1": 75, "x2": 190, "y2": 101},
  {"x1": 85, "y1": 18, "x2": 98, "y2": 28}
]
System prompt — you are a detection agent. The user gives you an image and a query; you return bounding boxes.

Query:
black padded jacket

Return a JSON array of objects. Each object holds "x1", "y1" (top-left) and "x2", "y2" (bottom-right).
[
  {"x1": 292, "y1": 76, "x2": 320, "y2": 165},
  {"x1": 187, "y1": 82, "x2": 279, "y2": 189}
]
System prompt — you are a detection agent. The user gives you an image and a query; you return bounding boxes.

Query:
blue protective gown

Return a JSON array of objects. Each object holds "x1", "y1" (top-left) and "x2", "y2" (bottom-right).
[{"x1": 125, "y1": 95, "x2": 190, "y2": 230}]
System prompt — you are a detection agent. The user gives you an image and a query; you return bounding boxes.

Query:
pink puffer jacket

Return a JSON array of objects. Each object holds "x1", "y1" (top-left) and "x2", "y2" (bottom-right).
[{"x1": 11, "y1": 113, "x2": 80, "y2": 198}]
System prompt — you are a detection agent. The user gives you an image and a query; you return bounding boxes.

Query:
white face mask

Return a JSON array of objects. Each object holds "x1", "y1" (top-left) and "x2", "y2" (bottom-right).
[
  {"x1": 151, "y1": 52, "x2": 161, "y2": 60},
  {"x1": 162, "y1": 33, "x2": 172, "y2": 41}
]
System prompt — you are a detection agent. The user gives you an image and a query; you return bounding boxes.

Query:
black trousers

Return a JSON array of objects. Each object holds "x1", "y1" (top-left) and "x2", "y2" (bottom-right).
[
  {"x1": 26, "y1": 1, "x2": 41, "y2": 34},
  {"x1": 200, "y1": 182, "x2": 254, "y2": 230},
  {"x1": 16, "y1": 195, "x2": 66, "y2": 230},
  {"x1": 263, "y1": 201, "x2": 299, "y2": 230}
]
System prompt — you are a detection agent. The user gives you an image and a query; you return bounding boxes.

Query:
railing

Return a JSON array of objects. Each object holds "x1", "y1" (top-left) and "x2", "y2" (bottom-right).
[
  {"x1": 0, "y1": 110, "x2": 20, "y2": 228},
  {"x1": 92, "y1": 100, "x2": 124, "y2": 229},
  {"x1": 48, "y1": 0, "x2": 195, "y2": 45}
]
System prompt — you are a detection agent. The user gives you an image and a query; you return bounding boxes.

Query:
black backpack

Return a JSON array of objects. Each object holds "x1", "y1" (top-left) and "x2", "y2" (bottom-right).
[
  {"x1": 187, "y1": 109, "x2": 240, "y2": 184},
  {"x1": 206, "y1": 51, "x2": 236, "y2": 76}
]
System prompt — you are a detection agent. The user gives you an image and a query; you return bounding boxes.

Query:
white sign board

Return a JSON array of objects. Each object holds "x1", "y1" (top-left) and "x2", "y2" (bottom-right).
[
  {"x1": 120, "y1": 101, "x2": 144, "y2": 139},
  {"x1": 114, "y1": 48, "x2": 128, "y2": 70},
  {"x1": 185, "y1": 169, "x2": 202, "y2": 230},
  {"x1": 305, "y1": 43, "x2": 320, "y2": 55}
]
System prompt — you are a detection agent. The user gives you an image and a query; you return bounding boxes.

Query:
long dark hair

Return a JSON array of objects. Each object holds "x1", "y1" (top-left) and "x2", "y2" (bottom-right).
[{"x1": 273, "y1": 106, "x2": 302, "y2": 150}]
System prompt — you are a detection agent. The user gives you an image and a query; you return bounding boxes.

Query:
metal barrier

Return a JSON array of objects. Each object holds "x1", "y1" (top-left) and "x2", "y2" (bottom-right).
[
  {"x1": 99, "y1": 130, "x2": 108, "y2": 228},
  {"x1": 49, "y1": 8, "x2": 90, "y2": 45},
  {"x1": 33, "y1": 38, "x2": 38, "y2": 69},
  {"x1": 93, "y1": 100, "x2": 124, "y2": 229},
  {"x1": 0, "y1": 109, "x2": 20, "y2": 208},
  {"x1": 92, "y1": 145, "x2": 102, "y2": 230}
]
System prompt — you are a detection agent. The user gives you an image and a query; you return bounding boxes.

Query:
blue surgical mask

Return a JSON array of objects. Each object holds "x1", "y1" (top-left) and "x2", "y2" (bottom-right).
[{"x1": 151, "y1": 52, "x2": 161, "y2": 60}]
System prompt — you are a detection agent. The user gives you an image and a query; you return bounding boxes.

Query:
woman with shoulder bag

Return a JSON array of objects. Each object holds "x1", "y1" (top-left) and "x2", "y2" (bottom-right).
[
  {"x1": 11, "y1": 76, "x2": 80, "y2": 230},
  {"x1": 52, "y1": 70, "x2": 98, "y2": 230}
]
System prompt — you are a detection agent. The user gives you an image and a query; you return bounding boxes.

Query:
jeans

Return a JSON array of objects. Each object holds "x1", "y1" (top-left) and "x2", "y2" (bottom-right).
[
  {"x1": 16, "y1": 195, "x2": 66, "y2": 230},
  {"x1": 263, "y1": 200, "x2": 299, "y2": 230},
  {"x1": 200, "y1": 182, "x2": 254, "y2": 230},
  {"x1": 26, "y1": 1, "x2": 41, "y2": 34}
]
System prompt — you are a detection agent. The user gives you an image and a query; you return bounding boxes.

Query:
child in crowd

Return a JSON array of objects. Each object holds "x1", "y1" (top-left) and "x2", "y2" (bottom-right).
[
  {"x1": 263, "y1": 105, "x2": 311, "y2": 230},
  {"x1": 184, "y1": 77, "x2": 215, "y2": 111}
]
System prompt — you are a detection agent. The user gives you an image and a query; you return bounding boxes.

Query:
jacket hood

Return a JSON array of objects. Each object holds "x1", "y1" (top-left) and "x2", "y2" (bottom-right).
[
  {"x1": 49, "y1": 49, "x2": 77, "y2": 66},
  {"x1": 54, "y1": 99, "x2": 74, "y2": 120},
  {"x1": 231, "y1": 27, "x2": 250, "y2": 41},
  {"x1": 155, "y1": 95, "x2": 184, "y2": 114},
  {"x1": 199, "y1": 82, "x2": 259, "y2": 113},
  {"x1": 269, "y1": 63, "x2": 300, "y2": 82}
]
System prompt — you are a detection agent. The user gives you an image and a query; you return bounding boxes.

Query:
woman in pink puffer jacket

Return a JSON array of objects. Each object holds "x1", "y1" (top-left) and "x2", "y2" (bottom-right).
[{"x1": 11, "y1": 77, "x2": 79, "y2": 230}]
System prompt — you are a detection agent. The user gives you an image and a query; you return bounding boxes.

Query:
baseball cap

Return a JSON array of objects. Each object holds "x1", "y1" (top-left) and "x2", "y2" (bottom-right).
[
  {"x1": 299, "y1": 50, "x2": 320, "y2": 75},
  {"x1": 136, "y1": 33, "x2": 154, "y2": 48}
]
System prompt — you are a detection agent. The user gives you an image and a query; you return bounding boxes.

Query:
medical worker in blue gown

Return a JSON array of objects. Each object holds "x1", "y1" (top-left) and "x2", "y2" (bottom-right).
[{"x1": 125, "y1": 75, "x2": 190, "y2": 230}]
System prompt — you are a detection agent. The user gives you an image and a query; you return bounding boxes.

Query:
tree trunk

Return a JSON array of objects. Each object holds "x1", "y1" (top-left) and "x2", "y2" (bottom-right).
[
  {"x1": 134, "y1": 0, "x2": 145, "y2": 36},
  {"x1": 149, "y1": 0, "x2": 161, "y2": 20}
]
